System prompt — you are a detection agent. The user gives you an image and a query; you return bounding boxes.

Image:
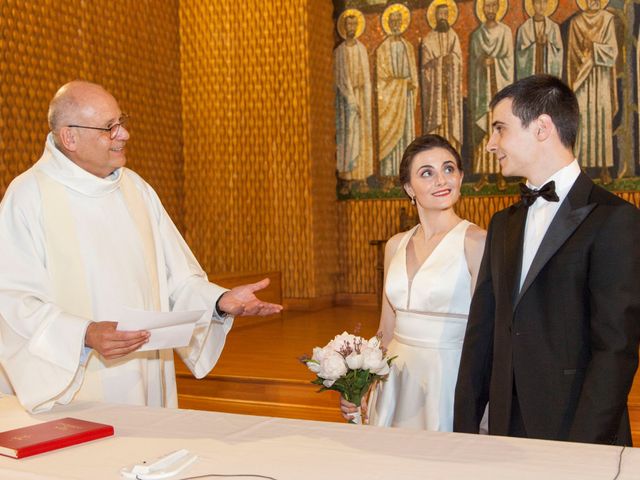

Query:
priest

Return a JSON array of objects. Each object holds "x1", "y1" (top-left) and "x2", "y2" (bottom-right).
[{"x1": 0, "y1": 81, "x2": 282, "y2": 413}]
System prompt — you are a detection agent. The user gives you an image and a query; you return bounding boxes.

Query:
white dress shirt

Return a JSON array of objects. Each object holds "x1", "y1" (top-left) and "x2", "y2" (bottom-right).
[{"x1": 519, "y1": 160, "x2": 581, "y2": 290}]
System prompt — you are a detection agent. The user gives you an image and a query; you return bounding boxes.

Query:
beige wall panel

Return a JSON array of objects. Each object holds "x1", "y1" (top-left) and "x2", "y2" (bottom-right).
[
  {"x1": 180, "y1": 0, "x2": 336, "y2": 299},
  {"x1": 0, "y1": 0, "x2": 184, "y2": 227}
]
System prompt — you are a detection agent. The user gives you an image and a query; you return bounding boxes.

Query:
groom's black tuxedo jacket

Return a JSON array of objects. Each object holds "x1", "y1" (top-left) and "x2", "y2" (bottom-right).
[{"x1": 454, "y1": 173, "x2": 640, "y2": 445}]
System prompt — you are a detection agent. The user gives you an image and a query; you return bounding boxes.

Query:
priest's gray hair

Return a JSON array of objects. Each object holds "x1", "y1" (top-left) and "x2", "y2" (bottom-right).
[{"x1": 48, "y1": 84, "x2": 81, "y2": 134}]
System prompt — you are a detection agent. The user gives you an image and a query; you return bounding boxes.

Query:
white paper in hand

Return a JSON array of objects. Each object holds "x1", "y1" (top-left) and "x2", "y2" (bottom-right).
[{"x1": 116, "y1": 308, "x2": 206, "y2": 351}]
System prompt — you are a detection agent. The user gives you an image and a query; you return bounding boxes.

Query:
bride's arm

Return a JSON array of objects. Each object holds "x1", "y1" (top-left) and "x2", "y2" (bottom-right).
[
  {"x1": 377, "y1": 232, "x2": 403, "y2": 348},
  {"x1": 464, "y1": 224, "x2": 487, "y2": 293}
]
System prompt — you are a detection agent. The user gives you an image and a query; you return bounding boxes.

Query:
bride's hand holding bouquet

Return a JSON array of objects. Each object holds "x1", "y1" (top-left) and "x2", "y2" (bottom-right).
[{"x1": 300, "y1": 331, "x2": 395, "y2": 424}]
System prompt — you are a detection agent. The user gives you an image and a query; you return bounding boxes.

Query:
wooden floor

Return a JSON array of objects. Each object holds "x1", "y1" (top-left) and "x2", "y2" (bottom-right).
[
  {"x1": 175, "y1": 305, "x2": 379, "y2": 422},
  {"x1": 175, "y1": 305, "x2": 640, "y2": 445}
]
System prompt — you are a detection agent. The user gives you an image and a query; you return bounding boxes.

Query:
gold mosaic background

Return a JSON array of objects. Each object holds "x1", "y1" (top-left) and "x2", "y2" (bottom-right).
[
  {"x1": 1, "y1": 0, "x2": 638, "y2": 300},
  {"x1": 180, "y1": 0, "x2": 336, "y2": 299},
  {"x1": 0, "y1": 0, "x2": 185, "y2": 228}
]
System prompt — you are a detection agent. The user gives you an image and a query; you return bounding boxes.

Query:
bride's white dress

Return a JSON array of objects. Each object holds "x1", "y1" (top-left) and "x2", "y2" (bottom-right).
[{"x1": 368, "y1": 220, "x2": 473, "y2": 431}]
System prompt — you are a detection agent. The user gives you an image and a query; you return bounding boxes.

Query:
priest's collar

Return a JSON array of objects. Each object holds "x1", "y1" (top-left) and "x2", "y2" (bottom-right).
[{"x1": 34, "y1": 133, "x2": 124, "y2": 197}]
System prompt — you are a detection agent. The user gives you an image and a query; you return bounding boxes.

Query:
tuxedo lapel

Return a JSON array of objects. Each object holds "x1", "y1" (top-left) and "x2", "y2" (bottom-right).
[
  {"x1": 504, "y1": 203, "x2": 528, "y2": 310},
  {"x1": 516, "y1": 173, "x2": 596, "y2": 306}
]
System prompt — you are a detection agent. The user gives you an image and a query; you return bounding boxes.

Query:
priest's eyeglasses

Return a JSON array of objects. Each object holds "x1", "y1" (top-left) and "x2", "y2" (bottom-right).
[{"x1": 67, "y1": 114, "x2": 129, "y2": 140}]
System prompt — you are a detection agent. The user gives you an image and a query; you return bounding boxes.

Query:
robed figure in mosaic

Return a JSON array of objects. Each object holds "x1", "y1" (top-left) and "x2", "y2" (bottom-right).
[
  {"x1": 515, "y1": 0, "x2": 563, "y2": 79},
  {"x1": 335, "y1": 9, "x2": 374, "y2": 181},
  {"x1": 376, "y1": 4, "x2": 418, "y2": 177},
  {"x1": 420, "y1": 0, "x2": 463, "y2": 152},
  {"x1": 567, "y1": 0, "x2": 618, "y2": 184},
  {"x1": 469, "y1": 0, "x2": 513, "y2": 191}
]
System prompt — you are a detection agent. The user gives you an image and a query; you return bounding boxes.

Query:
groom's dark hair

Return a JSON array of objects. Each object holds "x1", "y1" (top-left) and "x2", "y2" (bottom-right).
[{"x1": 490, "y1": 74, "x2": 579, "y2": 150}]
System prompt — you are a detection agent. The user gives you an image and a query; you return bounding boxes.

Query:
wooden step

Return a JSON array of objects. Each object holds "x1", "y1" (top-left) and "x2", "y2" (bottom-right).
[
  {"x1": 628, "y1": 368, "x2": 640, "y2": 446},
  {"x1": 629, "y1": 404, "x2": 640, "y2": 447},
  {"x1": 174, "y1": 304, "x2": 377, "y2": 424},
  {"x1": 175, "y1": 270, "x2": 348, "y2": 421},
  {"x1": 176, "y1": 372, "x2": 343, "y2": 422}
]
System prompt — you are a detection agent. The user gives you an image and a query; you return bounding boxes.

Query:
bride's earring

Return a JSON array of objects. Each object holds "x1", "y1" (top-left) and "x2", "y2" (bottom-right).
[{"x1": 411, "y1": 196, "x2": 416, "y2": 205}]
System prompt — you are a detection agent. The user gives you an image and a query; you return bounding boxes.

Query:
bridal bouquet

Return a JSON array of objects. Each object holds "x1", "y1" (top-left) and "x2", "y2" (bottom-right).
[{"x1": 300, "y1": 331, "x2": 395, "y2": 424}]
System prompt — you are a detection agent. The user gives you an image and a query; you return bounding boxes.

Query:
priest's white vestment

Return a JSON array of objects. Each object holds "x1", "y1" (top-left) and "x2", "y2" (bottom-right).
[{"x1": 0, "y1": 134, "x2": 233, "y2": 413}]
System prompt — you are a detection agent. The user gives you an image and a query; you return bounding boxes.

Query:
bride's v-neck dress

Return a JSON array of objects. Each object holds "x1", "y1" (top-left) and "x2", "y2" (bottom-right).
[{"x1": 368, "y1": 220, "x2": 473, "y2": 431}]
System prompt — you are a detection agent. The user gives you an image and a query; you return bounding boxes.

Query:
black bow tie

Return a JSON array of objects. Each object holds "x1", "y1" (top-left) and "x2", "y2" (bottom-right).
[{"x1": 519, "y1": 181, "x2": 559, "y2": 207}]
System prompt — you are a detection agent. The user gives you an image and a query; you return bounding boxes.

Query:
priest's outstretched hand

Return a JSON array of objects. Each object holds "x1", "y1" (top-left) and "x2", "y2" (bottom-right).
[{"x1": 217, "y1": 277, "x2": 283, "y2": 316}]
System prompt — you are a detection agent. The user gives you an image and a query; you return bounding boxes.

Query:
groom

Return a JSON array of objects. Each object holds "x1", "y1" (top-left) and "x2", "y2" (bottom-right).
[{"x1": 454, "y1": 74, "x2": 640, "y2": 445}]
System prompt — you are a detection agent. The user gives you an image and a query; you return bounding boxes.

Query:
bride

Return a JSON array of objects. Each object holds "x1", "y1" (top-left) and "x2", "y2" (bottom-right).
[{"x1": 341, "y1": 134, "x2": 486, "y2": 431}]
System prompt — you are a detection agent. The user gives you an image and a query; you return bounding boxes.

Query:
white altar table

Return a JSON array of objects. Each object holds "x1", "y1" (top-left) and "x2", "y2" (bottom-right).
[{"x1": 0, "y1": 395, "x2": 637, "y2": 479}]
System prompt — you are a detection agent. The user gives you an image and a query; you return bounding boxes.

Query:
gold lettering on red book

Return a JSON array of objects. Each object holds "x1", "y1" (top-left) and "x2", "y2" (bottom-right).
[{"x1": 54, "y1": 423, "x2": 82, "y2": 431}]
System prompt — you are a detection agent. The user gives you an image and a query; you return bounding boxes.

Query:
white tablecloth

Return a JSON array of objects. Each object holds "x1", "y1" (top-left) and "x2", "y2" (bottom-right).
[{"x1": 0, "y1": 395, "x2": 637, "y2": 479}]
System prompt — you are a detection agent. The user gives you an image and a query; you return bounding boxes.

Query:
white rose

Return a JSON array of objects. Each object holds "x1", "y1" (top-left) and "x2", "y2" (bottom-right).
[
  {"x1": 345, "y1": 352, "x2": 364, "y2": 370},
  {"x1": 367, "y1": 336, "x2": 381, "y2": 349},
  {"x1": 319, "y1": 351, "x2": 347, "y2": 381},
  {"x1": 307, "y1": 360, "x2": 321, "y2": 374},
  {"x1": 371, "y1": 361, "x2": 390, "y2": 376},
  {"x1": 311, "y1": 346, "x2": 327, "y2": 363},
  {"x1": 307, "y1": 346, "x2": 326, "y2": 373},
  {"x1": 328, "y1": 331, "x2": 355, "y2": 351},
  {"x1": 361, "y1": 346, "x2": 386, "y2": 373}
]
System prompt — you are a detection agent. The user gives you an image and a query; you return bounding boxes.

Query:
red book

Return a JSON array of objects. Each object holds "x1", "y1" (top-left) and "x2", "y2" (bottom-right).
[{"x1": 0, "y1": 417, "x2": 114, "y2": 459}]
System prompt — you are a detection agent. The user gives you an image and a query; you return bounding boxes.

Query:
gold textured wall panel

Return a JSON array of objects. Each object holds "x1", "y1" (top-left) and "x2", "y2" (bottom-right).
[
  {"x1": 180, "y1": 0, "x2": 336, "y2": 299},
  {"x1": 309, "y1": 1, "x2": 339, "y2": 298},
  {"x1": 3, "y1": 0, "x2": 636, "y2": 302},
  {"x1": 338, "y1": 193, "x2": 640, "y2": 295},
  {"x1": 0, "y1": 0, "x2": 184, "y2": 228}
]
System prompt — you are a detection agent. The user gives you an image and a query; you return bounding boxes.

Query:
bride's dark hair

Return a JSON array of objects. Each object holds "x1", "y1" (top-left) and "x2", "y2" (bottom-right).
[{"x1": 398, "y1": 134, "x2": 463, "y2": 198}]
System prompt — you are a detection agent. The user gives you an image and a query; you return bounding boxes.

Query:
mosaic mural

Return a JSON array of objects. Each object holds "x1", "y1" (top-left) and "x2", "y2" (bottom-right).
[{"x1": 333, "y1": 0, "x2": 640, "y2": 199}]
